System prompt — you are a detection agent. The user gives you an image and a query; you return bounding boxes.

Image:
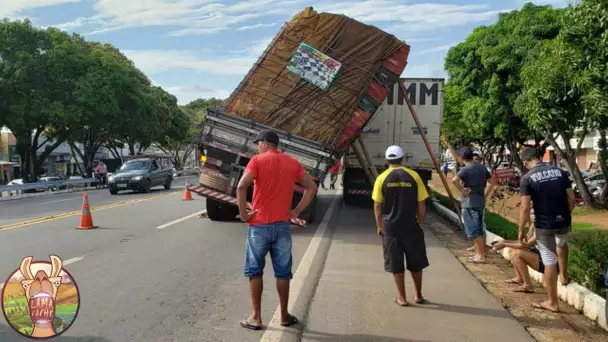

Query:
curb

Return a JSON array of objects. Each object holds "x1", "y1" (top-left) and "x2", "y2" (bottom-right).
[
  {"x1": 0, "y1": 185, "x2": 98, "y2": 202},
  {"x1": 431, "y1": 200, "x2": 607, "y2": 332}
]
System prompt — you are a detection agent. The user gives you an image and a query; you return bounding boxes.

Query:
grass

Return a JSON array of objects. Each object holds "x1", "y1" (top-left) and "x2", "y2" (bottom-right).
[{"x1": 431, "y1": 190, "x2": 608, "y2": 295}]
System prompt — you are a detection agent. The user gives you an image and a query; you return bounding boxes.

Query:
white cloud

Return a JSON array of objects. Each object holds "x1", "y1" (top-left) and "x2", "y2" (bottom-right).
[
  {"x1": 403, "y1": 63, "x2": 447, "y2": 79},
  {"x1": 414, "y1": 44, "x2": 456, "y2": 54},
  {"x1": 53, "y1": 0, "x2": 512, "y2": 37},
  {"x1": 0, "y1": 0, "x2": 83, "y2": 18},
  {"x1": 236, "y1": 22, "x2": 279, "y2": 31},
  {"x1": 164, "y1": 84, "x2": 231, "y2": 104}
]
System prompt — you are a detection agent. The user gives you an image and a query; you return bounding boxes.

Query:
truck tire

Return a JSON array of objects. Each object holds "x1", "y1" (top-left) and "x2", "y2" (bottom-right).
[{"x1": 206, "y1": 198, "x2": 238, "y2": 221}]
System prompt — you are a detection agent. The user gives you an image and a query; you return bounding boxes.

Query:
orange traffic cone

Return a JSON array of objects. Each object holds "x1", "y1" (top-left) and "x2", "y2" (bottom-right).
[
  {"x1": 76, "y1": 193, "x2": 97, "y2": 229},
  {"x1": 183, "y1": 177, "x2": 193, "y2": 201}
]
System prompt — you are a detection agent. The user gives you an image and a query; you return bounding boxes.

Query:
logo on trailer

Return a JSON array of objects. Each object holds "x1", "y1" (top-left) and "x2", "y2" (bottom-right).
[
  {"x1": 361, "y1": 128, "x2": 380, "y2": 134},
  {"x1": 412, "y1": 127, "x2": 428, "y2": 135},
  {"x1": 1, "y1": 255, "x2": 81, "y2": 340}
]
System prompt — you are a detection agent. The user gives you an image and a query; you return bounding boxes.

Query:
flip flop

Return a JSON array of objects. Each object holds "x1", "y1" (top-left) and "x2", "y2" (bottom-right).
[
  {"x1": 415, "y1": 297, "x2": 426, "y2": 304},
  {"x1": 280, "y1": 315, "x2": 298, "y2": 327},
  {"x1": 531, "y1": 302, "x2": 559, "y2": 313},
  {"x1": 394, "y1": 297, "x2": 409, "y2": 307},
  {"x1": 504, "y1": 279, "x2": 523, "y2": 285},
  {"x1": 468, "y1": 257, "x2": 486, "y2": 264},
  {"x1": 240, "y1": 319, "x2": 262, "y2": 331},
  {"x1": 513, "y1": 287, "x2": 534, "y2": 293}
]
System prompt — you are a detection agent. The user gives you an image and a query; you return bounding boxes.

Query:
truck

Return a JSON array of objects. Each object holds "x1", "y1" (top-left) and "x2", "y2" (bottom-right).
[
  {"x1": 342, "y1": 78, "x2": 445, "y2": 205},
  {"x1": 187, "y1": 7, "x2": 411, "y2": 224}
]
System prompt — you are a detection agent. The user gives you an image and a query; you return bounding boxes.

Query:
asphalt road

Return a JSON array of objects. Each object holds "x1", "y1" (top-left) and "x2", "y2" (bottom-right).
[
  {"x1": 0, "y1": 184, "x2": 336, "y2": 341},
  {"x1": 0, "y1": 177, "x2": 189, "y2": 228}
]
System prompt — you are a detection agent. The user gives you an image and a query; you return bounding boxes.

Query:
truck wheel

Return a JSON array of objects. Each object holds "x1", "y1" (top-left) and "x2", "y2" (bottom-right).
[
  {"x1": 206, "y1": 198, "x2": 237, "y2": 221},
  {"x1": 343, "y1": 190, "x2": 356, "y2": 206}
]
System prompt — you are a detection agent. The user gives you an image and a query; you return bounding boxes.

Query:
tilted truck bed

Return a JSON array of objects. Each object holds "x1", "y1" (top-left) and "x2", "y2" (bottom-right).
[{"x1": 199, "y1": 108, "x2": 335, "y2": 178}]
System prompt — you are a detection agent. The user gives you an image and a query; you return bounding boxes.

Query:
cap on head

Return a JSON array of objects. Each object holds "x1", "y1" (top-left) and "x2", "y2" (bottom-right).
[
  {"x1": 253, "y1": 130, "x2": 280, "y2": 146},
  {"x1": 385, "y1": 145, "x2": 405, "y2": 161},
  {"x1": 462, "y1": 148, "x2": 475, "y2": 161},
  {"x1": 472, "y1": 150, "x2": 483, "y2": 159},
  {"x1": 520, "y1": 147, "x2": 541, "y2": 161}
]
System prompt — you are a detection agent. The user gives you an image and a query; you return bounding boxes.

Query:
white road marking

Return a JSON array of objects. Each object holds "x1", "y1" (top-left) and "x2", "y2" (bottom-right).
[
  {"x1": 0, "y1": 255, "x2": 85, "y2": 288},
  {"x1": 36, "y1": 197, "x2": 81, "y2": 205},
  {"x1": 156, "y1": 210, "x2": 207, "y2": 229},
  {"x1": 260, "y1": 192, "x2": 341, "y2": 341}
]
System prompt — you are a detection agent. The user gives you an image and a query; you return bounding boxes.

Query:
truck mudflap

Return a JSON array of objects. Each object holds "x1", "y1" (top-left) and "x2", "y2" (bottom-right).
[
  {"x1": 186, "y1": 184, "x2": 307, "y2": 227},
  {"x1": 346, "y1": 189, "x2": 372, "y2": 196}
]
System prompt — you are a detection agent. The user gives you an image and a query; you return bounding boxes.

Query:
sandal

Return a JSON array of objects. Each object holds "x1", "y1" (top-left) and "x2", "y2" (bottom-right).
[
  {"x1": 468, "y1": 257, "x2": 486, "y2": 264},
  {"x1": 504, "y1": 279, "x2": 523, "y2": 285},
  {"x1": 394, "y1": 297, "x2": 409, "y2": 307},
  {"x1": 240, "y1": 317, "x2": 262, "y2": 331},
  {"x1": 415, "y1": 297, "x2": 426, "y2": 304},
  {"x1": 532, "y1": 302, "x2": 559, "y2": 313},
  {"x1": 280, "y1": 314, "x2": 299, "y2": 327},
  {"x1": 513, "y1": 286, "x2": 534, "y2": 293}
]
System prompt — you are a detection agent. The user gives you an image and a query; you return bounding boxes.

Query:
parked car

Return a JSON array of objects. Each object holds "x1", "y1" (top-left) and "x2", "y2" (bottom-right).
[{"x1": 108, "y1": 157, "x2": 173, "y2": 195}]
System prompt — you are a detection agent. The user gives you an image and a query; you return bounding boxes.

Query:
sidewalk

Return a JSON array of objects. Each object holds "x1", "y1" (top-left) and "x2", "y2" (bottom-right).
[{"x1": 301, "y1": 205, "x2": 535, "y2": 342}]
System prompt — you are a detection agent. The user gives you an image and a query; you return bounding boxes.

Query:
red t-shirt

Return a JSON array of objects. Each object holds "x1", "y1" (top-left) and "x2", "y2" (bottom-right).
[
  {"x1": 329, "y1": 160, "x2": 342, "y2": 174},
  {"x1": 245, "y1": 150, "x2": 306, "y2": 226}
]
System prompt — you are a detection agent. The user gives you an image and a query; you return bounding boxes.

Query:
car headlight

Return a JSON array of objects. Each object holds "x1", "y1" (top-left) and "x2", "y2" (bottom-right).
[
  {"x1": 108, "y1": 176, "x2": 115, "y2": 182},
  {"x1": 132, "y1": 176, "x2": 143, "y2": 181}
]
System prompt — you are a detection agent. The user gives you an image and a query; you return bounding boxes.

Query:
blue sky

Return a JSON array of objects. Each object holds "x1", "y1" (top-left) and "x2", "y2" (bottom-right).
[{"x1": 2, "y1": 0, "x2": 567, "y2": 105}]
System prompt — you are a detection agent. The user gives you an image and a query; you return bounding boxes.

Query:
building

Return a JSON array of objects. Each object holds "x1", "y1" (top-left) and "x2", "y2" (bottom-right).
[{"x1": 546, "y1": 130, "x2": 600, "y2": 170}]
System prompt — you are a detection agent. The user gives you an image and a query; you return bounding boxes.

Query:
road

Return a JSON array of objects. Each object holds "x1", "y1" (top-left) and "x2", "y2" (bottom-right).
[{"x1": 0, "y1": 181, "x2": 333, "y2": 341}]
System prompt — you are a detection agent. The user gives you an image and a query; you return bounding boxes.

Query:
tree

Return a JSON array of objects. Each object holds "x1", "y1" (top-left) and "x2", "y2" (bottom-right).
[
  {"x1": 444, "y1": 3, "x2": 564, "y2": 171},
  {"x1": 562, "y1": 0, "x2": 608, "y2": 205},
  {"x1": 157, "y1": 97, "x2": 222, "y2": 168},
  {"x1": 515, "y1": 36, "x2": 597, "y2": 207},
  {"x1": 0, "y1": 19, "x2": 73, "y2": 181}
]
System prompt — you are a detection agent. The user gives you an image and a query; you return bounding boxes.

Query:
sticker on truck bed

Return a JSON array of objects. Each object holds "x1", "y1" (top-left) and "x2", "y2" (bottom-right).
[{"x1": 287, "y1": 42, "x2": 342, "y2": 91}]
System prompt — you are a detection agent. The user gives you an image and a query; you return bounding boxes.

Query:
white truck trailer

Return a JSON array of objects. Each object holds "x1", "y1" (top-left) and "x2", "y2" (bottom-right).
[{"x1": 342, "y1": 78, "x2": 444, "y2": 205}]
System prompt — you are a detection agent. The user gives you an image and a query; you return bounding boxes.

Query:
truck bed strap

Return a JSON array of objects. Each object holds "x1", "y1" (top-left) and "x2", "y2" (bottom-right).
[{"x1": 186, "y1": 184, "x2": 307, "y2": 227}]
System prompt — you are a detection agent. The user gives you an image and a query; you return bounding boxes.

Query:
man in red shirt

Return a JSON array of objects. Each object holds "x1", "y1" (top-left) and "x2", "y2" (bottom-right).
[{"x1": 236, "y1": 130, "x2": 317, "y2": 330}]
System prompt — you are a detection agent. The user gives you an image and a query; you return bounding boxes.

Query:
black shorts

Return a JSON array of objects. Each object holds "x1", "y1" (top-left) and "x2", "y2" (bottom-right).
[{"x1": 382, "y1": 231, "x2": 429, "y2": 273}]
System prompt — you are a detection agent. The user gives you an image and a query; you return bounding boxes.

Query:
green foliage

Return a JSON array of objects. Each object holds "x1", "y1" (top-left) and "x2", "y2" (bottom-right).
[
  {"x1": 568, "y1": 230, "x2": 608, "y2": 295},
  {"x1": 0, "y1": 18, "x2": 212, "y2": 177},
  {"x1": 443, "y1": 3, "x2": 564, "y2": 168}
]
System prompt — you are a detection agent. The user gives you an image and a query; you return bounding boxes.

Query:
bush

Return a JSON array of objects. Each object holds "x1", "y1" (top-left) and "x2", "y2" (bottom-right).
[
  {"x1": 431, "y1": 190, "x2": 608, "y2": 295},
  {"x1": 568, "y1": 230, "x2": 608, "y2": 295}
]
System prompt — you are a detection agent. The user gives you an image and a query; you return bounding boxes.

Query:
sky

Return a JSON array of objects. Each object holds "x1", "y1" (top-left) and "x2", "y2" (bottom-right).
[{"x1": 1, "y1": 0, "x2": 569, "y2": 105}]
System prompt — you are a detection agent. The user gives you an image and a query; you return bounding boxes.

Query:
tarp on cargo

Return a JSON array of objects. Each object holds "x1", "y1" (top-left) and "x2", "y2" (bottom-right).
[{"x1": 224, "y1": 7, "x2": 408, "y2": 147}]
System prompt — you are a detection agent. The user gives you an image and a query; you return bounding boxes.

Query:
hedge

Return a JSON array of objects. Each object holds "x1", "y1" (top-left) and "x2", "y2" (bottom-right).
[{"x1": 431, "y1": 190, "x2": 608, "y2": 295}]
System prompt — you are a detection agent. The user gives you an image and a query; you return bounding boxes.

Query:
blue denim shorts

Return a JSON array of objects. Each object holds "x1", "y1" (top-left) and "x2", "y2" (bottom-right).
[
  {"x1": 461, "y1": 208, "x2": 485, "y2": 239},
  {"x1": 244, "y1": 221, "x2": 293, "y2": 280}
]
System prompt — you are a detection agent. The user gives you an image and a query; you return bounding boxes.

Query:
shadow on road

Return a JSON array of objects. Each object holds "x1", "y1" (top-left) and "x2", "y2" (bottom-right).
[{"x1": 273, "y1": 326, "x2": 430, "y2": 342}]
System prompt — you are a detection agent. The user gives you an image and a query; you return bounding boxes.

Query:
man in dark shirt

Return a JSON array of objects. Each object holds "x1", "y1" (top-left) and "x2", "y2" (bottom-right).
[
  {"x1": 372, "y1": 145, "x2": 429, "y2": 306},
  {"x1": 452, "y1": 149, "x2": 497, "y2": 263},
  {"x1": 518, "y1": 148, "x2": 575, "y2": 313}
]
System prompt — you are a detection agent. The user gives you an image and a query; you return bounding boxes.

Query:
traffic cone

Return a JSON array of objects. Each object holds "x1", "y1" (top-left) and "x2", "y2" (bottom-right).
[
  {"x1": 76, "y1": 193, "x2": 97, "y2": 229},
  {"x1": 183, "y1": 177, "x2": 193, "y2": 201}
]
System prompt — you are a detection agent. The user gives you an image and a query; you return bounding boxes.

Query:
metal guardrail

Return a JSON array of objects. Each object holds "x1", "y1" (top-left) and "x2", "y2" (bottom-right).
[{"x1": 0, "y1": 178, "x2": 97, "y2": 194}]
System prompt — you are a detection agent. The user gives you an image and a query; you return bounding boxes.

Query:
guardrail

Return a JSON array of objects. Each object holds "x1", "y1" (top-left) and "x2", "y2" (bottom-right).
[{"x1": 0, "y1": 178, "x2": 97, "y2": 195}]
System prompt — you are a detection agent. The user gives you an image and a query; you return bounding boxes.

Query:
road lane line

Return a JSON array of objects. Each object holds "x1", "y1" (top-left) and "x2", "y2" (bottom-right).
[
  {"x1": 0, "y1": 191, "x2": 180, "y2": 232},
  {"x1": 260, "y1": 193, "x2": 340, "y2": 341},
  {"x1": 36, "y1": 197, "x2": 81, "y2": 205},
  {"x1": 156, "y1": 210, "x2": 207, "y2": 229},
  {"x1": 0, "y1": 255, "x2": 85, "y2": 288}
]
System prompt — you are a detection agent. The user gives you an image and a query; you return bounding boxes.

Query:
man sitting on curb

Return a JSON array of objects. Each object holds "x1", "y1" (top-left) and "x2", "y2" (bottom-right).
[{"x1": 492, "y1": 210, "x2": 557, "y2": 293}]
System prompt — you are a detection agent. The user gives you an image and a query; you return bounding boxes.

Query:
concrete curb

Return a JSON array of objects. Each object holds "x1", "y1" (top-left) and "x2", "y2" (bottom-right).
[
  {"x1": 0, "y1": 185, "x2": 98, "y2": 202},
  {"x1": 431, "y1": 200, "x2": 607, "y2": 331}
]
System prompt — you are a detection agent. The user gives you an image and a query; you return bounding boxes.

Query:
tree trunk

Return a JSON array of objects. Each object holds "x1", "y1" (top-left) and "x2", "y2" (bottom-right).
[
  {"x1": 597, "y1": 130, "x2": 608, "y2": 208},
  {"x1": 546, "y1": 131, "x2": 598, "y2": 209},
  {"x1": 506, "y1": 140, "x2": 524, "y2": 172}
]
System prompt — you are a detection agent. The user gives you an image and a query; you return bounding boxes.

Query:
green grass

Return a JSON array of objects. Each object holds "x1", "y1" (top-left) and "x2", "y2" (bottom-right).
[{"x1": 431, "y1": 190, "x2": 608, "y2": 295}]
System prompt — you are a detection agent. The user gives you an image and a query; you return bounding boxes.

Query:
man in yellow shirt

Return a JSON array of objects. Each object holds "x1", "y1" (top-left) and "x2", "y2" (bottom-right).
[{"x1": 372, "y1": 145, "x2": 430, "y2": 306}]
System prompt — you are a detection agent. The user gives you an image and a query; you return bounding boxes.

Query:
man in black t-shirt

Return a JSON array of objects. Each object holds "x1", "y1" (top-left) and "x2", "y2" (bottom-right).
[
  {"x1": 372, "y1": 145, "x2": 430, "y2": 306},
  {"x1": 518, "y1": 148, "x2": 575, "y2": 313}
]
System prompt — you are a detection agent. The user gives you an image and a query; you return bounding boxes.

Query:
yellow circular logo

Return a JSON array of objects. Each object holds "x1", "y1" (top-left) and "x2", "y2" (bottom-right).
[{"x1": 1, "y1": 255, "x2": 80, "y2": 339}]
